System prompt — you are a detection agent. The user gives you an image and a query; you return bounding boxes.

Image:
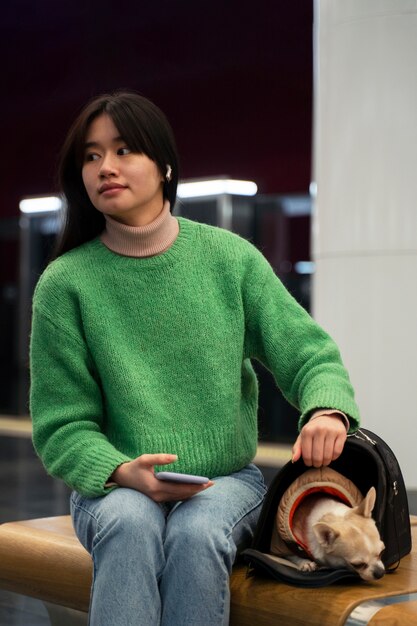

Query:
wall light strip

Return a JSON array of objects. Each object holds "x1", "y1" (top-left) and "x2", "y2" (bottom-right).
[
  {"x1": 177, "y1": 179, "x2": 257, "y2": 199},
  {"x1": 19, "y1": 196, "x2": 64, "y2": 214},
  {"x1": 19, "y1": 179, "x2": 258, "y2": 212},
  {"x1": 294, "y1": 261, "x2": 316, "y2": 275}
]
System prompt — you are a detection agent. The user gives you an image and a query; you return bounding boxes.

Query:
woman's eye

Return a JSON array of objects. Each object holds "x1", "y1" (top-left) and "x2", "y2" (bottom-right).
[
  {"x1": 85, "y1": 152, "x2": 100, "y2": 162},
  {"x1": 118, "y1": 147, "x2": 131, "y2": 156}
]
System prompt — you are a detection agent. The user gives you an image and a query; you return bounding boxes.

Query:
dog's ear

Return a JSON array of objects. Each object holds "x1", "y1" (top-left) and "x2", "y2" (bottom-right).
[
  {"x1": 354, "y1": 487, "x2": 376, "y2": 518},
  {"x1": 313, "y1": 522, "x2": 340, "y2": 548}
]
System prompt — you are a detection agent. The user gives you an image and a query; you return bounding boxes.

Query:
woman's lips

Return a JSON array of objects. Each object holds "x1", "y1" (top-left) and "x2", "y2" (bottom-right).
[{"x1": 99, "y1": 184, "x2": 127, "y2": 196}]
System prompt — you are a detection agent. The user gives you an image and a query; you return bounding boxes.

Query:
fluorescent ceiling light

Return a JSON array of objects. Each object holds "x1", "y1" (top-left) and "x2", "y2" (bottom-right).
[
  {"x1": 19, "y1": 196, "x2": 64, "y2": 214},
  {"x1": 177, "y1": 179, "x2": 257, "y2": 198}
]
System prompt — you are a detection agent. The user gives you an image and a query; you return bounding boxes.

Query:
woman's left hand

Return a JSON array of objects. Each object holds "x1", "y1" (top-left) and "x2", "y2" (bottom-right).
[{"x1": 291, "y1": 414, "x2": 347, "y2": 467}]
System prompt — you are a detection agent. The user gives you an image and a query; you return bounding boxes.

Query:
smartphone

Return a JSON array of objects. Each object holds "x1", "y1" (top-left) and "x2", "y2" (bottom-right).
[{"x1": 155, "y1": 471, "x2": 210, "y2": 484}]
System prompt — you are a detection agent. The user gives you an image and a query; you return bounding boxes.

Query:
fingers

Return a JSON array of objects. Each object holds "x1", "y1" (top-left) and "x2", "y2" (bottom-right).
[
  {"x1": 332, "y1": 431, "x2": 346, "y2": 459},
  {"x1": 151, "y1": 479, "x2": 215, "y2": 503},
  {"x1": 137, "y1": 453, "x2": 178, "y2": 469},
  {"x1": 293, "y1": 415, "x2": 347, "y2": 467},
  {"x1": 128, "y1": 453, "x2": 214, "y2": 502},
  {"x1": 292, "y1": 435, "x2": 302, "y2": 463}
]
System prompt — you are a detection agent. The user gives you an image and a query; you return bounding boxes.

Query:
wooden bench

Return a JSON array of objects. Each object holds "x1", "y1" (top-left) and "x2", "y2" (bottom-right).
[{"x1": 1, "y1": 515, "x2": 417, "y2": 625}]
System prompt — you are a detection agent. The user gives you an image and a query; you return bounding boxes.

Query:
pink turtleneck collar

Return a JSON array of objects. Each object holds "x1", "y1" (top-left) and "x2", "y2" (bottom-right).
[{"x1": 100, "y1": 200, "x2": 179, "y2": 258}]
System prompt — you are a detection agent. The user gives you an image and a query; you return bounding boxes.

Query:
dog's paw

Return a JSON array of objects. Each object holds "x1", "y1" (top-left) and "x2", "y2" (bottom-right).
[
  {"x1": 286, "y1": 555, "x2": 319, "y2": 572},
  {"x1": 299, "y1": 560, "x2": 318, "y2": 572}
]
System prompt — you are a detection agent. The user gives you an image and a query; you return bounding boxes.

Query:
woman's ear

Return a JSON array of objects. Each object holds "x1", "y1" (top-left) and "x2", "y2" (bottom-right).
[{"x1": 166, "y1": 164, "x2": 172, "y2": 182}]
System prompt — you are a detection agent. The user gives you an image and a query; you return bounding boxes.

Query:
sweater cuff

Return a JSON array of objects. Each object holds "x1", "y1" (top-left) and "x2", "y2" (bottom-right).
[
  {"x1": 308, "y1": 409, "x2": 350, "y2": 432},
  {"x1": 104, "y1": 462, "x2": 126, "y2": 489}
]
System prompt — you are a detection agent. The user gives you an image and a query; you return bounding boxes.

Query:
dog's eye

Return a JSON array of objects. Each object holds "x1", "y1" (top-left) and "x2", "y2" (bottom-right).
[{"x1": 351, "y1": 561, "x2": 367, "y2": 570}]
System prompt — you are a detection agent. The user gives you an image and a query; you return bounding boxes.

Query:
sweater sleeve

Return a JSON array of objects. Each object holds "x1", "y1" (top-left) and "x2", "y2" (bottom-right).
[
  {"x1": 30, "y1": 274, "x2": 132, "y2": 497},
  {"x1": 243, "y1": 253, "x2": 360, "y2": 432}
]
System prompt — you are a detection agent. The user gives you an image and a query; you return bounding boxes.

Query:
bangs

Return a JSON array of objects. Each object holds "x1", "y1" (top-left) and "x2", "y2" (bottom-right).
[{"x1": 104, "y1": 100, "x2": 161, "y2": 165}]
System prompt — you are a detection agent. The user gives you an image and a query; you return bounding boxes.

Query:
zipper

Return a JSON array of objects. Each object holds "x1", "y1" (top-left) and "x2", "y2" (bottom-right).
[{"x1": 348, "y1": 429, "x2": 377, "y2": 445}]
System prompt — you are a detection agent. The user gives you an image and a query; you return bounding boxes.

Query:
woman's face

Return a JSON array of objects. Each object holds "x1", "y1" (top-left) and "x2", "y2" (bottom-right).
[{"x1": 82, "y1": 114, "x2": 165, "y2": 226}]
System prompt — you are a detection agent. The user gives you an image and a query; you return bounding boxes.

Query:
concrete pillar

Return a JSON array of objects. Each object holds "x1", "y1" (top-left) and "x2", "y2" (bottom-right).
[{"x1": 312, "y1": 0, "x2": 417, "y2": 488}]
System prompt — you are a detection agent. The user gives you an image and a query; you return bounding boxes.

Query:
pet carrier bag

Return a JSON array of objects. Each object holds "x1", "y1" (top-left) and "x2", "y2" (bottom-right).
[{"x1": 242, "y1": 428, "x2": 412, "y2": 587}]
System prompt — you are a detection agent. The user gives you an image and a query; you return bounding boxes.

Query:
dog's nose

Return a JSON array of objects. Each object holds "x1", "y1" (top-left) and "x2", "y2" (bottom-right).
[{"x1": 373, "y1": 567, "x2": 385, "y2": 580}]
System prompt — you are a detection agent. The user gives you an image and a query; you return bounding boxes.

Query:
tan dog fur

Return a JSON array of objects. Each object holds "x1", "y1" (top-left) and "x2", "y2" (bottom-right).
[{"x1": 285, "y1": 487, "x2": 385, "y2": 581}]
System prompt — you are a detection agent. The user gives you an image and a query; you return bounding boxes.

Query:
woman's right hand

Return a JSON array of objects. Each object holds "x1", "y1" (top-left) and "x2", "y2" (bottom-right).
[{"x1": 110, "y1": 453, "x2": 214, "y2": 502}]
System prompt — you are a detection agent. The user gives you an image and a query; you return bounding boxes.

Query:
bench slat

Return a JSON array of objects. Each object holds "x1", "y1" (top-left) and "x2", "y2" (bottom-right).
[
  {"x1": 0, "y1": 517, "x2": 91, "y2": 611},
  {"x1": 1, "y1": 515, "x2": 417, "y2": 624}
]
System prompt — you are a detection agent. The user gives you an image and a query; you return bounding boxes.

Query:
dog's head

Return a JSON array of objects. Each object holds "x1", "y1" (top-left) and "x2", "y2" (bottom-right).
[{"x1": 313, "y1": 487, "x2": 385, "y2": 581}]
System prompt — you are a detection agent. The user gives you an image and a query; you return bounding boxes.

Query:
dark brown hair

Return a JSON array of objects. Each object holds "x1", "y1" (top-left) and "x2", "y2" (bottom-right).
[{"x1": 53, "y1": 91, "x2": 179, "y2": 258}]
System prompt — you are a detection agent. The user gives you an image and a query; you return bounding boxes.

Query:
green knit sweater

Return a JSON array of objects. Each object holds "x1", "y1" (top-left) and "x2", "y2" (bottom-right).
[{"x1": 30, "y1": 218, "x2": 360, "y2": 497}]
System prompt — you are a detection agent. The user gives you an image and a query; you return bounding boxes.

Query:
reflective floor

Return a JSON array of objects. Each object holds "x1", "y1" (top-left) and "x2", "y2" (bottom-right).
[{"x1": 0, "y1": 436, "x2": 71, "y2": 626}]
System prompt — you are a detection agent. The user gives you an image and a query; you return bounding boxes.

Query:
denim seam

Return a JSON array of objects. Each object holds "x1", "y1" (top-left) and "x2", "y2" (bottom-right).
[
  {"x1": 220, "y1": 490, "x2": 265, "y2": 626},
  {"x1": 71, "y1": 496, "x2": 105, "y2": 533},
  {"x1": 70, "y1": 497, "x2": 100, "y2": 625},
  {"x1": 225, "y1": 492, "x2": 265, "y2": 545},
  {"x1": 225, "y1": 480, "x2": 267, "y2": 539}
]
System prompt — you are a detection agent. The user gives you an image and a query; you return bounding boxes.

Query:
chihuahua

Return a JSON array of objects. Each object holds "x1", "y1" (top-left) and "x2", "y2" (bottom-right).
[{"x1": 284, "y1": 487, "x2": 385, "y2": 581}]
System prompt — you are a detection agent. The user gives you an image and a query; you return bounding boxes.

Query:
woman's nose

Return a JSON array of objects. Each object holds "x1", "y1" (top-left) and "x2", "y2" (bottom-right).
[{"x1": 99, "y1": 153, "x2": 118, "y2": 177}]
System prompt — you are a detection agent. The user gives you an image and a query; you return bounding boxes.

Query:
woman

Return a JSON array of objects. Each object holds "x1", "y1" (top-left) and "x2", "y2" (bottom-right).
[{"x1": 30, "y1": 91, "x2": 360, "y2": 625}]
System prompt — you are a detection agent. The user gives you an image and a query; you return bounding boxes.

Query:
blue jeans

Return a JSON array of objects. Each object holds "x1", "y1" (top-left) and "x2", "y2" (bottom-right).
[{"x1": 70, "y1": 463, "x2": 266, "y2": 626}]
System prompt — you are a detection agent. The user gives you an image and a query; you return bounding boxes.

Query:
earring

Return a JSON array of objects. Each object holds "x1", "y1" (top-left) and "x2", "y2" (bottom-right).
[{"x1": 166, "y1": 164, "x2": 172, "y2": 182}]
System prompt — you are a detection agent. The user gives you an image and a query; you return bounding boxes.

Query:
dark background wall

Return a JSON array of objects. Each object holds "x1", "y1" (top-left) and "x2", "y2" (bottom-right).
[
  {"x1": 2, "y1": 0, "x2": 313, "y2": 217},
  {"x1": 0, "y1": 0, "x2": 313, "y2": 420}
]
